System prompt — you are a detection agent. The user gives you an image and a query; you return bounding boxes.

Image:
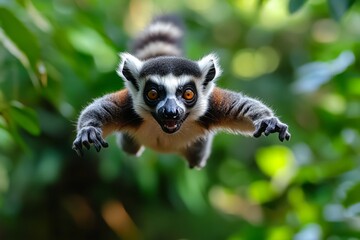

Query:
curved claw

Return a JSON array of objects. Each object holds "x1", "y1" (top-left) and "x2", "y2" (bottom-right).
[{"x1": 72, "y1": 126, "x2": 108, "y2": 156}]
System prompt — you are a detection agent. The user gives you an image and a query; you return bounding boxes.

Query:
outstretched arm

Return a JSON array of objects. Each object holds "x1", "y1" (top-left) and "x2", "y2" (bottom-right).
[
  {"x1": 199, "y1": 87, "x2": 290, "y2": 141},
  {"x1": 72, "y1": 89, "x2": 142, "y2": 156}
]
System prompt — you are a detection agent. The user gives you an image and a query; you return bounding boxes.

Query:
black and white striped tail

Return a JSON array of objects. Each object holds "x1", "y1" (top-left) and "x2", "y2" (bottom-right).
[{"x1": 131, "y1": 15, "x2": 184, "y2": 60}]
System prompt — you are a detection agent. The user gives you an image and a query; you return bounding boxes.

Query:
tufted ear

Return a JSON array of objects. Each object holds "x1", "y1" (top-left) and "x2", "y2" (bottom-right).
[
  {"x1": 117, "y1": 53, "x2": 143, "y2": 91},
  {"x1": 197, "y1": 53, "x2": 222, "y2": 90}
]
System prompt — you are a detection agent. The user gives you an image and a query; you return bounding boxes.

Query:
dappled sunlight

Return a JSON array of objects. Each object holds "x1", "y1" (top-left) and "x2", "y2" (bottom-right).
[
  {"x1": 318, "y1": 93, "x2": 346, "y2": 115},
  {"x1": 124, "y1": 0, "x2": 153, "y2": 36},
  {"x1": 267, "y1": 226, "x2": 293, "y2": 240},
  {"x1": 258, "y1": 0, "x2": 290, "y2": 29},
  {"x1": 256, "y1": 145, "x2": 297, "y2": 193},
  {"x1": 231, "y1": 47, "x2": 280, "y2": 79}
]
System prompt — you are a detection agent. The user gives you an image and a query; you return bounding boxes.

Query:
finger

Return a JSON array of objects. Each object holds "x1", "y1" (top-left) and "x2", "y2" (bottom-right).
[
  {"x1": 74, "y1": 147, "x2": 83, "y2": 156},
  {"x1": 285, "y1": 132, "x2": 291, "y2": 141},
  {"x1": 90, "y1": 130, "x2": 101, "y2": 152},
  {"x1": 96, "y1": 133, "x2": 108, "y2": 148},
  {"x1": 264, "y1": 124, "x2": 276, "y2": 136},
  {"x1": 278, "y1": 125, "x2": 288, "y2": 142},
  {"x1": 253, "y1": 121, "x2": 267, "y2": 138},
  {"x1": 72, "y1": 141, "x2": 83, "y2": 156},
  {"x1": 81, "y1": 131, "x2": 90, "y2": 150}
]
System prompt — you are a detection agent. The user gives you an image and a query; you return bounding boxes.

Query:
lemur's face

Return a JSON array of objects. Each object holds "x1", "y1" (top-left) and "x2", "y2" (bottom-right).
[
  {"x1": 142, "y1": 76, "x2": 198, "y2": 133},
  {"x1": 118, "y1": 54, "x2": 221, "y2": 134}
]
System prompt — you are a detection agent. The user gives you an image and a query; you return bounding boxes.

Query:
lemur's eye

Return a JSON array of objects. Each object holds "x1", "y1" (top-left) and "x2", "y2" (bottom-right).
[
  {"x1": 183, "y1": 89, "x2": 195, "y2": 101},
  {"x1": 147, "y1": 89, "x2": 159, "y2": 100}
]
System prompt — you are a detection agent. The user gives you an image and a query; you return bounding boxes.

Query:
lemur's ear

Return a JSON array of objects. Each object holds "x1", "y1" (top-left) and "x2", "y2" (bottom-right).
[
  {"x1": 117, "y1": 53, "x2": 143, "y2": 91},
  {"x1": 197, "y1": 53, "x2": 222, "y2": 89}
]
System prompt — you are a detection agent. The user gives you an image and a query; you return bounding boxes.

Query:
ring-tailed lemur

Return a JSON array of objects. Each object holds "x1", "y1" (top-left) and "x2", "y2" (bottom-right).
[{"x1": 72, "y1": 15, "x2": 290, "y2": 168}]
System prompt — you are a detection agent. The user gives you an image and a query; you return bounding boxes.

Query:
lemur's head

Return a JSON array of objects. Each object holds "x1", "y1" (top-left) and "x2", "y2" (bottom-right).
[{"x1": 117, "y1": 53, "x2": 221, "y2": 134}]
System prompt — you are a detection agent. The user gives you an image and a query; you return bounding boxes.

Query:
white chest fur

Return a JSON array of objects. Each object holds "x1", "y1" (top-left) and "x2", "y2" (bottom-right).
[{"x1": 130, "y1": 117, "x2": 207, "y2": 153}]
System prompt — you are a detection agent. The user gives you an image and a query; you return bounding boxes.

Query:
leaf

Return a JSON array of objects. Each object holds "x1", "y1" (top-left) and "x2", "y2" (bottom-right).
[
  {"x1": 343, "y1": 182, "x2": 360, "y2": 207},
  {"x1": 327, "y1": 0, "x2": 356, "y2": 21},
  {"x1": 0, "y1": 7, "x2": 41, "y2": 87},
  {"x1": 9, "y1": 101, "x2": 40, "y2": 136},
  {"x1": 0, "y1": 7, "x2": 40, "y2": 65},
  {"x1": 289, "y1": 0, "x2": 307, "y2": 14}
]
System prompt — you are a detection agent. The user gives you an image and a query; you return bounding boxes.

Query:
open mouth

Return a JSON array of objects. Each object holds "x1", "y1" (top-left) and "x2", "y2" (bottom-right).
[
  {"x1": 163, "y1": 120, "x2": 179, "y2": 132},
  {"x1": 152, "y1": 113, "x2": 189, "y2": 134}
]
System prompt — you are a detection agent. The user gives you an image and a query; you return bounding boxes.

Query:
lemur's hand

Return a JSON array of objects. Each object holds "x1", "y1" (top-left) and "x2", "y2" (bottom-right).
[
  {"x1": 253, "y1": 117, "x2": 291, "y2": 142},
  {"x1": 72, "y1": 126, "x2": 108, "y2": 156}
]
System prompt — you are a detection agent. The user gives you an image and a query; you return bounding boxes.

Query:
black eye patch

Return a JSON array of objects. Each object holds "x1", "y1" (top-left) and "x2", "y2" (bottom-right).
[
  {"x1": 177, "y1": 82, "x2": 198, "y2": 108},
  {"x1": 143, "y1": 81, "x2": 165, "y2": 107}
]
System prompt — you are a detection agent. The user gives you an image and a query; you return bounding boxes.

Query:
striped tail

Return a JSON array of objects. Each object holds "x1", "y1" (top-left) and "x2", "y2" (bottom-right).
[{"x1": 131, "y1": 15, "x2": 184, "y2": 60}]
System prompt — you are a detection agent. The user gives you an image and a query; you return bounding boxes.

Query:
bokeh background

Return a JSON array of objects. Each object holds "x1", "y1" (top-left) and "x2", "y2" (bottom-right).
[{"x1": 1, "y1": 0, "x2": 360, "y2": 239}]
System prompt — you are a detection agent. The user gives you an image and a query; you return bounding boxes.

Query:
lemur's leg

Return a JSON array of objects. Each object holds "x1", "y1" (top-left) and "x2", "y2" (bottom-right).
[
  {"x1": 116, "y1": 133, "x2": 144, "y2": 156},
  {"x1": 181, "y1": 134, "x2": 214, "y2": 169}
]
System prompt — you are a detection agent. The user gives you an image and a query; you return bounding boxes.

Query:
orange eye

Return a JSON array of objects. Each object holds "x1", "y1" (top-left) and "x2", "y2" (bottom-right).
[
  {"x1": 183, "y1": 89, "x2": 195, "y2": 100},
  {"x1": 147, "y1": 89, "x2": 158, "y2": 100}
]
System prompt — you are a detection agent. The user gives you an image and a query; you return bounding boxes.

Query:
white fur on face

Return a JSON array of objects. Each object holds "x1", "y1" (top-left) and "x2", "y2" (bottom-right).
[
  {"x1": 117, "y1": 53, "x2": 143, "y2": 95},
  {"x1": 131, "y1": 74, "x2": 213, "y2": 122},
  {"x1": 197, "y1": 53, "x2": 222, "y2": 96},
  {"x1": 117, "y1": 53, "x2": 223, "y2": 122}
]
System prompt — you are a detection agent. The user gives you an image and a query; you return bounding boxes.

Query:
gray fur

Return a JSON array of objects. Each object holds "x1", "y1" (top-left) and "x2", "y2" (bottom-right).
[
  {"x1": 77, "y1": 95, "x2": 117, "y2": 130},
  {"x1": 181, "y1": 134, "x2": 214, "y2": 169},
  {"x1": 116, "y1": 133, "x2": 142, "y2": 155}
]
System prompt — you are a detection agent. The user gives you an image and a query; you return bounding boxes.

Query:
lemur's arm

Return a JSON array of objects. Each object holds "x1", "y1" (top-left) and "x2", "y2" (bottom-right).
[
  {"x1": 72, "y1": 89, "x2": 142, "y2": 156},
  {"x1": 200, "y1": 87, "x2": 290, "y2": 141}
]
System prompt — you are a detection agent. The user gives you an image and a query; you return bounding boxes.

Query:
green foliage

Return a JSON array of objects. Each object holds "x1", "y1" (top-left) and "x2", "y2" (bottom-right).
[
  {"x1": 327, "y1": 0, "x2": 357, "y2": 20},
  {"x1": 0, "y1": 0, "x2": 360, "y2": 239},
  {"x1": 288, "y1": 0, "x2": 307, "y2": 14}
]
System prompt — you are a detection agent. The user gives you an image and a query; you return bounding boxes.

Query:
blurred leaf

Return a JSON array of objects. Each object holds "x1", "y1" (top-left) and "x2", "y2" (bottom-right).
[
  {"x1": 293, "y1": 51, "x2": 355, "y2": 93},
  {"x1": 35, "y1": 150, "x2": 61, "y2": 185},
  {"x1": 0, "y1": 7, "x2": 41, "y2": 87},
  {"x1": 0, "y1": 7, "x2": 40, "y2": 65},
  {"x1": 7, "y1": 119, "x2": 28, "y2": 151},
  {"x1": 177, "y1": 168, "x2": 207, "y2": 213},
  {"x1": 327, "y1": 0, "x2": 356, "y2": 21},
  {"x1": 9, "y1": 101, "x2": 40, "y2": 136},
  {"x1": 15, "y1": 0, "x2": 26, "y2": 6},
  {"x1": 268, "y1": 226, "x2": 293, "y2": 240},
  {"x1": 288, "y1": 0, "x2": 307, "y2": 14},
  {"x1": 248, "y1": 180, "x2": 276, "y2": 204},
  {"x1": 343, "y1": 182, "x2": 360, "y2": 207}
]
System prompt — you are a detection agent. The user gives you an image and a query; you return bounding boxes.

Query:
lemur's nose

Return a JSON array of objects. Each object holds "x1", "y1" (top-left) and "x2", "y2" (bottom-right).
[{"x1": 161, "y1": 99, "x2": 181, "y2": 119}]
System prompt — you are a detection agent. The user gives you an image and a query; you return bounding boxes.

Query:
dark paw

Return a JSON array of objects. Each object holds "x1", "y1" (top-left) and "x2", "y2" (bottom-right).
[
  {"x1": 72, "y1": 126, "x2": 108, "y2": 156},
  {"x1": 253, "y1": 117, "x2": 291, "y2": 142}
]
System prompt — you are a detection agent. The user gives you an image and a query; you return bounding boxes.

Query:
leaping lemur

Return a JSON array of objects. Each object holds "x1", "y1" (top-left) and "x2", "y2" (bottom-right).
[{"x1": 72, "y1": 15, "x2": 291, "y2": 168}]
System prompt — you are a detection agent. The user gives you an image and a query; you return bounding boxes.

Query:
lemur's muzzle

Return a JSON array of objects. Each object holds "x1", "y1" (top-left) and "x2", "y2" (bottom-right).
[{"x1": 153, "y1": 99, "x2": 188, "y2": 134}]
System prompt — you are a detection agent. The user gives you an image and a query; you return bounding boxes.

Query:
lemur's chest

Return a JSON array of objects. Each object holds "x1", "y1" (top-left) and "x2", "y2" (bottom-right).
[{"x1": 131, "y1": 118, "x2": 206, "y2": 153}]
